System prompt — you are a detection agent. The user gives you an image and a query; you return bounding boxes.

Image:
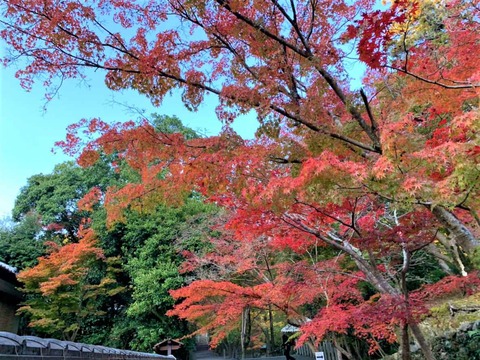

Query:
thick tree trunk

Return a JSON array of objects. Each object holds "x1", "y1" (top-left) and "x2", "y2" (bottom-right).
[
  {"x1": 352, "y1": 257, "x2": 398, "y2": 294},
  {"x1": 410, "y1": 324, "x2": 435, "y2": 360},
  {"x1": 241, "y1": 306, "x2": 251, "y2": 359},
  {"x1": 400, "y1": 253, "x2": 412, "y2": 360},
  {"x1": 425, "y1": 244, "x2": 454, "y2": 275},
  {"x1": 332, "y1": 336, "x2": 353, "y2": 360},
  {"x1": 436, "y1": 232, "x2": 468, "y2": 276},
  {"x1": 431, "y1": 205, "x2": 479, "y2": 253},
  {"x1": 401, "y1": 324, "x2": 411, "y2": 360},
  {"x1": 268, "y1": 304, "x2": 275, "y2": 355},
  {"x1": 307, "y1": 224, "x2": 436, "y2": 359},
  {"x1": 353, "y1": 256, "x2": 436, "y2": 360}
]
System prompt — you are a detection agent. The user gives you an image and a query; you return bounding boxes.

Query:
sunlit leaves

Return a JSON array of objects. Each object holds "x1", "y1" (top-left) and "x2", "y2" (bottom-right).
[
  {"x1": 17, "y1": 226, "x2": 124, "y2": 340},
  {"x1": 3, "y1": 0, "x2": 480, "y2": 356}
]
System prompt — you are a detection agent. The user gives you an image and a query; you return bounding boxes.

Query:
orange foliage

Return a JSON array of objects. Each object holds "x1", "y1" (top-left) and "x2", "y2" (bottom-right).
[
  {"x1": 18, "y1": 226, "x2": 104, "y2": 296},
  {"x1": 3, "y1": 0, "x2": 480, "y2": 355}
]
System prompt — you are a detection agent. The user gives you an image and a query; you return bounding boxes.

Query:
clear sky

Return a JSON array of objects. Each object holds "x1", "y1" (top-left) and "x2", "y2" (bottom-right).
[{"x1": 0, "y1": 64, "x2": 258, "y2": 219}]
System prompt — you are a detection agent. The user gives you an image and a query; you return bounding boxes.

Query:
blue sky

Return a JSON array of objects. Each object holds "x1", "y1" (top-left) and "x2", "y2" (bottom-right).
[{"x1": 0, "y1": 65, "x2": 258, "y2": 219}]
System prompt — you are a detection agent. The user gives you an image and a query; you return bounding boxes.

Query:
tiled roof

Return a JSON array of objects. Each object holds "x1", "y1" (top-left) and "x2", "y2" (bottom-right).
[
  {"x1": 0, "y1": 332, "x2": 175, "y2": 359},
  {"x1": 0, "y1": 261, "x2": 17, "y2": 274}
]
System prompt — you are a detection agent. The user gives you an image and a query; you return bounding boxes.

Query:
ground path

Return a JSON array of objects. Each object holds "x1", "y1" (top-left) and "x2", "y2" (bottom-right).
[
  {"x1": 193, "y1": 345, "x2": 313, "y2": 360},
  {"x1": 194, "y1": 345, "x2": 221, "y2": 360}
]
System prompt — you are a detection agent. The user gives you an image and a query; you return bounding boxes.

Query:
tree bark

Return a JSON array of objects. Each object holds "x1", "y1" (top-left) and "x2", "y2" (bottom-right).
[
  {"x1": 401, "y1": 324, "x2": 411, "y2": 360},
  {"x1": 268, "y1": 304, "x2": 275, "y2": 355},
  {"x1": 410, "y1": 324, "x2": 435, "y2": 360},
  {"x1": 332, "y1": 336, "x2": 353, "y2": 360},
  {"x1": 436, "y1": 232, "x2": 468, "y2": 276},
  {"x1": 293, "y1": 218, "x2": 435, "y2": 359},
  {"x1": 431, "y1": 206, "x2": 479, "y2": 253},
  {"x1": 424, "y1": 244, "x2": 454, "y2": 275},
  {"x1": 241, "y1": 306, "x2": 251, "y2": 359}
]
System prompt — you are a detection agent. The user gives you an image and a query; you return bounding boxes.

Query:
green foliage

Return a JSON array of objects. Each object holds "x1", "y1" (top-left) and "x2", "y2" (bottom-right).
[
  {"x1": 17, "y1": 236, "x2": 124, "y2": 341},
  {"x1": 13, "y1": 162, "x2": 83, "y2": 223},
  {"x1": 0, "y1": 214, "x2": 44, "y2": 270},
  {"x1": 472, "y1": 247, "x2": 480, "y2": 270},
  {"x1": 80, "y1": 200, "x2": 218, "y2": 351},
  {"x1": 122, "y1": 201, "x2": 218, "y2": 350},
  {"x1": 12, "y1": 161, "x2": 119, "y2": 240},
  {"x1": 152, "y1": 114, "x2": 200, "y2": 140},
  {"x1": 406, "y1": 250, "x2": 448, "y2": 291},
  {"x1": 8, "y1": 115, "x2": 217, "y2": 350}
]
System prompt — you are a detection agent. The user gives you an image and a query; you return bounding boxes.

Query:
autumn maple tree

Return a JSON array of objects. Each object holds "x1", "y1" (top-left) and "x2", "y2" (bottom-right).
[
  {"x1": 2, "y1": 0, "x2": 480, "y2": 359},
  {"x1": 17, "y1": 224, "x2": 124, "y2": 341}
]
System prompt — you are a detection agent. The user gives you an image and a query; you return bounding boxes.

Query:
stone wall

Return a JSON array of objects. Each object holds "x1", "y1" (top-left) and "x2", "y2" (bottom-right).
[
  {"x1": 385, "y1": 321, "x2": 480, "y2": 360},
  {"x1": 424, "y1": 320, "x2": 480, "y2": 360}
]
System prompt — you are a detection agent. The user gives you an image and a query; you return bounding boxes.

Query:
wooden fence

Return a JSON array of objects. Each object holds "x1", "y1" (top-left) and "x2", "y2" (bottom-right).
[
  {"x1": 294, "y1": 342, "x2": 338, "y2": 360},
  {"x1": 0, "y1": 331, "x2": 175, "y2": 360}
]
